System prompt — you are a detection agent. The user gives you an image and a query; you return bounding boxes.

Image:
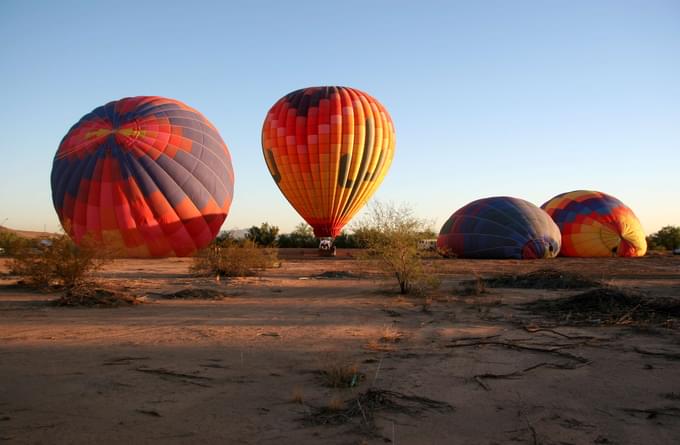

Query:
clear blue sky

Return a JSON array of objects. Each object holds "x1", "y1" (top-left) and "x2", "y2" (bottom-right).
[{"x1": 1, "y1": 0, "x2": 678, "y2": 235}]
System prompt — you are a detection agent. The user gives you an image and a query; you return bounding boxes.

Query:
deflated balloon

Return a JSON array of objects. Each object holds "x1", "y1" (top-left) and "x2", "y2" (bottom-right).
[
  {"x1": 437, "y1": 196, "x2": 561, "y2": 259},
  {"x1": 51, "y1": 96, "x2": 234, "y2": 257},
  {"x1": 262, "y1": 86, "x2": 395, "y2": 238},
  {"x1": 541, "y1": 190, "x2": 646, "y2": 257}
]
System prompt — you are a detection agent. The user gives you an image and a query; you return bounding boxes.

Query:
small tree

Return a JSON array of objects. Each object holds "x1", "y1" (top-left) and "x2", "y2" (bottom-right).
[
  {"x1": 277, "y1": 223, "x2": 318, "y2": 248},
  {"x1": 334, "y1": 230, "x2": 366, "y2": 248},
  {"x1": 246, "y1": 223, "x2": 279, "y2": 247},
  {"x1": 647, "y1": 226, "x2": 680, "y2": 251},
  {"x1": 353, "y1": 201, "x2": 437, "y2": 294}
]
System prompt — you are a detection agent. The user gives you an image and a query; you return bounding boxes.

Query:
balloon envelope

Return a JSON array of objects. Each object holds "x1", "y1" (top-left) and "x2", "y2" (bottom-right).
[
  {"x1": 437, "y1": 196, "x2": 561, "y2": 259},
  {"x1": 51, "y1": 96, "x2": 234, "y2": 257},
  {"x1": 541, "y1": 190, "x2": 646, "y2": 257},
  {"x1": 262, "y1": 86, "x2": 395, "y2": 238}
]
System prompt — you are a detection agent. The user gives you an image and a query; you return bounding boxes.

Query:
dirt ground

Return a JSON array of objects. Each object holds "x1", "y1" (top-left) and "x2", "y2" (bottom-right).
[{"x1": 1, "y1": 254, "x2": 679, "y2": 444}]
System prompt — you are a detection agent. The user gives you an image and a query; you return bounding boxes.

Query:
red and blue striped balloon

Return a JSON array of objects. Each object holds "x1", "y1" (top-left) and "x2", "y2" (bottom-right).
[{"x1": 51, "y1": 96, "x2": 234, "y2": 257}]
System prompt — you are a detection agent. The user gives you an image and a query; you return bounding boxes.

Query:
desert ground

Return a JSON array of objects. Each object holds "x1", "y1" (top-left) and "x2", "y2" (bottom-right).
[{"x1": 1, "y1": 253, "x2": 679, "y2": 444}]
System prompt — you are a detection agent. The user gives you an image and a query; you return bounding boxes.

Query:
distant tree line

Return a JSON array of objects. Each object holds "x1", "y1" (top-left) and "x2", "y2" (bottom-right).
[
  {"x1": 0, "y1": 231, "x2": 39, "y2": 256},
  {"x1": 214, "y1": 222, "x2": 387, "y2": 249},
  {"x1": 646, "y1": 225, "x2": 680, "y2": 251},
  {"x1": 221, "y1": 219, "x2": 436, "y2": 251}
]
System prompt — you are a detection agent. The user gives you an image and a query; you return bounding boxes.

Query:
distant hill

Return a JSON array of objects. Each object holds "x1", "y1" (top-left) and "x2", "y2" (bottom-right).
[{"x1": 0, "y1": 225, "x2": 57, "y2": 240}]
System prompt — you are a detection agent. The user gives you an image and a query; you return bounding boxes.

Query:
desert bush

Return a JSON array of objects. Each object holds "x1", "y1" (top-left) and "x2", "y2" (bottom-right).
[
  {"x1": 353, "y1": 201, "x2": 439, "y2": 294},
  {"x1": 10, "y1": 235, "x2": 108, "y2": 289},
  {"x1": 191, "y1": 240, "x2": 278, "y2": 277}
]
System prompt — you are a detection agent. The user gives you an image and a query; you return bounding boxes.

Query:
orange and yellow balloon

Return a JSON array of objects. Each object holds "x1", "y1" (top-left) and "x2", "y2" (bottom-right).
[
  {"x1": 261, "y1": 86, "x2": 395, "y2": 238},
  {"x1": 541, "y1": 190, "x2": 647, "y2": 257}
]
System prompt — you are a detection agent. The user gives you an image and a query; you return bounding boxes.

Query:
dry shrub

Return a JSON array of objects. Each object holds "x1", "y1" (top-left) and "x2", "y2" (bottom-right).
[
  {"x1": 10, "y1": 235, "x2": 109, "y2": 289},
  {"x1": 191, "y1": 240, "x2": 278, "y2": 277}
]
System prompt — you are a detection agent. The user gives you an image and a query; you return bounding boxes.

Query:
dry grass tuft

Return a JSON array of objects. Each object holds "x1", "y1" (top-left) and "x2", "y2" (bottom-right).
[
  {"x1": 291, "y1": 386, "x2": 304, "y2": 404},
  {"x1": 304, "y1": 388, "x2": 453, "y2": 434},
  {"x1": 379, "y1": 325, "x2": 403, "y2": 343},
  {"x1": 326, "y1": 396, "x2": 345, "y2": 412},
  {"x1": 317, "y1": 357, "x2": 364, "y2": 388}
]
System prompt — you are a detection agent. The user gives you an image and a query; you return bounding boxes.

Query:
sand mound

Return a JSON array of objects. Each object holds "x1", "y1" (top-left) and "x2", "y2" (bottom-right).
[
  {"x1": 315, "y1": 271, "x2": 357, "y2": 279},
  {"x1": 523, "y1": 287, "x2": 680, "y2": 326},
  {"x1": 54, "y1": 287, "x2": 142, "y2": 307},
  {"x1": 483, "y1": 268, "x2": 600, "y2": 289},
  {"x1": 161, "y1": 288, "x2": 227, "y2": 300}
]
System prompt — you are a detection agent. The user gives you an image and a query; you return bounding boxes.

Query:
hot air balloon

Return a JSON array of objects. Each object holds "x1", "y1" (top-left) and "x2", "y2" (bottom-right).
[
  {"x1": 261, "y1": 86, "x2": 395, "y2": 242},
  {"x1": 51, "y1": 96, "x2": 234, "y2": 257},
  {"x1": 437, "y1": 196, "x2": 561, "y2": 259},
  {"x1": 541, "y1": 190, "x2": 646, "y2": 257}
]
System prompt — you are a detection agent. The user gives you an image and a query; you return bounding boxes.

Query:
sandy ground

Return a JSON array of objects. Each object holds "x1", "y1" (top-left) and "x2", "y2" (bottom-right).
[{"x1": 1, "y1": 254, "x2": 679, "y2": 444}]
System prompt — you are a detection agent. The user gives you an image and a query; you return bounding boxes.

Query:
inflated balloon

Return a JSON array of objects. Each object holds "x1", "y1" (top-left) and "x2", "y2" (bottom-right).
[
  {"x1": 541, "y1": 190, "x2": 646, "y2": 257},
  {"x1": 51, "y1": 96, "x2": 234, "y2": 257},
  {"x1": 262, "y1": 86, "x2": 395, "y2": 238},
  {"x1": 437, "y1": 196, "x2": 561, "y2": 259}
]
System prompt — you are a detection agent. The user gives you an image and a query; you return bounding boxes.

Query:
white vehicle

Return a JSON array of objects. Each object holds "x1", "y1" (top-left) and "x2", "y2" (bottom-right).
[
  {"x1": 417, "y1": 239, "x2": 438, "y2": 251},
  {"x1": 673, "y1": 248, "x2": 680, "y2": 255}
]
